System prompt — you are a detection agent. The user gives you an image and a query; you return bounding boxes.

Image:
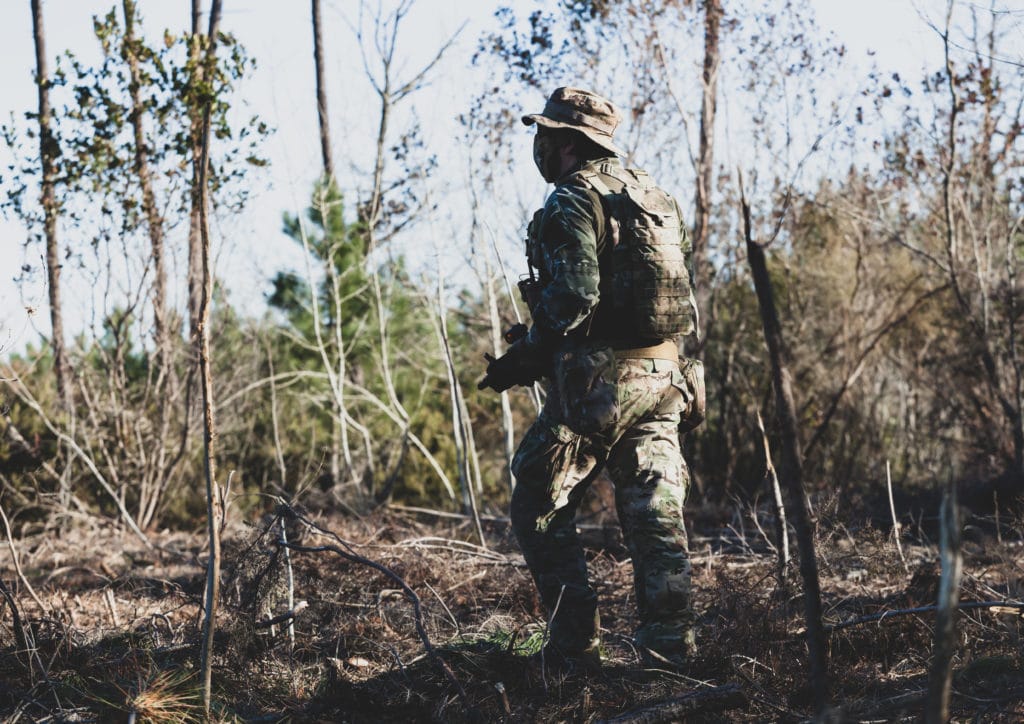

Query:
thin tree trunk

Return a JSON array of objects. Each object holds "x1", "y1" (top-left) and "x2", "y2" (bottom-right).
[
  {"x1": 31, "y1": 0, "x2": 68, "y2": 409},
  {"x1": 311, "y1": 0, "x2": 334, "y2": 181},
  {"x1": 484, "y1": 253, "x2": 516, "y2": 491},
  {"x1": 124, "y1": 0, "x2": 176, "y2": 531},
  {"x1": 365, "y1": 85, "x2": 390, "y2": 254},
  {"x1": 756, "y1": 409, "x2": 789, "y2": 583},
  {"x1": 435, "y1": 261, "x2": 485, "y2": 546},
  {"x1": 325, "y1": 234, "x2": 355, "y2": 481},
  {"x1": 195, "y1": 0, "x2": 224, "y2": 714},
  {"x1": 187, "y1": 0, "x2": 204, "y2": 340},
  {"x1": 740, "y1": 174, "x2": 829, "y2": 716},
  {"x1": 691, "y1": 0, "x2": 722, "y2": 341},
  {"x1": 123, "y1": 0, "x2": 169, "y2": 366},
  {"x1": 925, "y1": 477, "x2": 962, "y2": 723}
]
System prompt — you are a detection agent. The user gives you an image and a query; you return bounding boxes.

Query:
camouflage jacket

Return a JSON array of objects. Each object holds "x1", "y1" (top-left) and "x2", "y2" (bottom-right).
[{"x1": 522, "y1": 156, "x2": 687, "y2": 358}]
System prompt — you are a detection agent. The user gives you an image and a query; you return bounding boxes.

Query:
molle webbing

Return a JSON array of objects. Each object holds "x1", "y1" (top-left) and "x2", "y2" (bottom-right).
[{"x1": 578, "y1": 164, "x2": 694, "y2": 340}]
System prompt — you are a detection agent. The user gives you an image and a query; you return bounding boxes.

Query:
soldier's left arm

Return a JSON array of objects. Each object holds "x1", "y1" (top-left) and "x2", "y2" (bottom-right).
[{"x1": 521, "y1": 184, "x2": 604, "y2": 355}]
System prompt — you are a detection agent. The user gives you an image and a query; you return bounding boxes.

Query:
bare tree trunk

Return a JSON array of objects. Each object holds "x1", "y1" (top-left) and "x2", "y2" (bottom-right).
[
  {"x1": 740, "y1": 175, "x2": 829, "y2": 716},
  {"x1": 31, "y1": 0, "x2": 68, "y2": 409},
  {"x1": 483, "y1": 253, "x2": 516, "y2": 491},
  {"x1": 187, "y1": 0, "x2": 204, "y2": 340},
  {"x1": 756, "y1": 410, "x2": 789, "y2": 584},
  {"x1": 435, "y1": 258, "x2": 485, "y2": 547},
  {"x1": 365, "y1": 83, "x2": 390, "y2": 253},
  {"x1": 195, "y1": 0, "x2": 224, "y2": 714},
  {"x1": 311, "y1": 0, "x2": 334, "y2": 181},
  {"x1": 123, "y1": 0, "x2": 169, "y2": 365},
  {"x1": 123, "y1": 0, "x2": 176, "y2": 531},
  {"x1": 691, "y1": 0, "x2": 722, "y2": 340},
  {"x1": 925, "y1": 477, "x2": 962, "y2": 723}
]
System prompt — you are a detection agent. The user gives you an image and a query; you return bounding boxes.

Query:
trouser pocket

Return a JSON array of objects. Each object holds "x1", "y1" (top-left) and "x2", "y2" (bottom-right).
[{"x1": 555, "y1": 344, "x2": 619, "y2": 434}]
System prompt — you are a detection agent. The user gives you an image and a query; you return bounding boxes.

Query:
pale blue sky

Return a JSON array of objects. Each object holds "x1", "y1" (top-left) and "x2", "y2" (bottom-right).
[{"x1": 0, "y1": 0, "x2": 973, "y2": 353}]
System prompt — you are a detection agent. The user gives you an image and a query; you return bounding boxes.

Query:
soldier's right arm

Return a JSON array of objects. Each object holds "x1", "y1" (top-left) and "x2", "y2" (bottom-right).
[{"x1": 520, "y1": 184, "x2": 603, "y2": 357}]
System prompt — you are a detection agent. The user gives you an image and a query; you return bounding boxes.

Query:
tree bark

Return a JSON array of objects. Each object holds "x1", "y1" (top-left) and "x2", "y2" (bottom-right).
[
  {"x1": 311, "y1": 0, "x2": 334, "y2": 181},
  {"x1": 691, "y1": 0, "x2": 722, "y2": 341},
  {"x1": 31, "y1": 0, "x2": 69, "y2": 409},
  {"x1": 123, "y1": 0, "x2": 177, "y2": 530},
  {"x1": 187, "y1": 0, "x2": 205, "y2": 340},
  {"x1": 123, "y1": 0, "x2": 169, "y2": 366},
  {"x1": 740, "y1": 177, "x2": 829, "y2": 716},
  {"x1": 195, "y1": 0, "x2": 224, "y2": 715}
]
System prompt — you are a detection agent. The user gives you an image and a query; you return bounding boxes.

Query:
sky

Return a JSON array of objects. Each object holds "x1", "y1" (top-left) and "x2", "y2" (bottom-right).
[{"x1": 0, "y1": 0, "x2": 982, "y2": 356}]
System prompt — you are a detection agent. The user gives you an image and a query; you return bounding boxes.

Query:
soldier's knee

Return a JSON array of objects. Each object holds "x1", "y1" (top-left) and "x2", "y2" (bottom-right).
[
  {"x1": 640, "y1": 562, "x2": 693, "y2": 617},
  {"x1": 509, "y1": 483, "x2": 536, "y2": 541}
]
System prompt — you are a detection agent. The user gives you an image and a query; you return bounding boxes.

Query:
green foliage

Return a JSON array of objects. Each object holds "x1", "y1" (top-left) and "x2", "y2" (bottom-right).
[{"x1": 271, "y1": 178, "x2": 370, "y2": 357}]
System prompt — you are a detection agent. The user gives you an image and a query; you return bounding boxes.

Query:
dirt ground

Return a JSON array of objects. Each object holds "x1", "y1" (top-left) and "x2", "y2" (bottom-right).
[{"x1": 1, "y1": 498, "x2": 1023, "y2": 722}]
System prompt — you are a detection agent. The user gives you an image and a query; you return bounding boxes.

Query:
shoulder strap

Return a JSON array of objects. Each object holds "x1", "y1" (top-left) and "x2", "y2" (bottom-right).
[
  {"x1": 577, "y1": 166, "x2": 626, "y2": 198},
  {"x1": 629, "y1": 168, "x2": 656, "y2": 190}
]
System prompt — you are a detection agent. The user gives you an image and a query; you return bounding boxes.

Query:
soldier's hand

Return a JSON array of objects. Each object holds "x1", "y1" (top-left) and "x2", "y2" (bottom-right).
[
  {"x1": 477, "y1": 351, "x2": 520, "y2": 392},
  {"x1": 477, "y1": 341, "x2": 540, "y2": 393}
]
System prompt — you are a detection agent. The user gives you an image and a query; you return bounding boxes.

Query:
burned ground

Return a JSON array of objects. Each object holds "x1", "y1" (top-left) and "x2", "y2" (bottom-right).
[{"x1": 1, "y1": 500, "x2": 1023, "y2": 722}]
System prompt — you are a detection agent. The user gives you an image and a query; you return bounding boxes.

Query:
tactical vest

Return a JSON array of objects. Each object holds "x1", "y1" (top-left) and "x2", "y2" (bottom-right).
[{"x1": 579, "y1": 162, "x2": 695, "y2": 340}]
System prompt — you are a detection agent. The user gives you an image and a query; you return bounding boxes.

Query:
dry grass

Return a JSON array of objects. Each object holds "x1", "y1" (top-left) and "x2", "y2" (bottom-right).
[{"x1": 1, "y1": 503, "x2": 1023, "y2": 722}]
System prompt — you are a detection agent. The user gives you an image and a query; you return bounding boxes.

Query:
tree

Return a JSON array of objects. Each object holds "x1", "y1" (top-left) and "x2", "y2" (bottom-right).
[
  {"x1": 691, "y1": 0, "x2": 722, "y2": 344},
  {"x1": 312, "y1": 0, "x2": 334, "y2": 181},
  {"x1": 195, "y1": 1, "x2": 223, "y2": 711},
  {"x1": 2, "y1": 1, "x2": 268, "y2": 531},
  {"x1": 30, "y1": 0, "x2": 69, "y2": 409}
]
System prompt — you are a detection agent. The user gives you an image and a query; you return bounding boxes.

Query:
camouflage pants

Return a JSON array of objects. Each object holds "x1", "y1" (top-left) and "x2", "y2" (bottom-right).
[{"x1": 510, "y1": 357, "x2": 694, "y2": 657}]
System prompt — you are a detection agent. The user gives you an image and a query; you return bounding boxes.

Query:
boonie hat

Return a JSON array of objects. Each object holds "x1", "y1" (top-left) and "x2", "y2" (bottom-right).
[{"x1": 522, "y1": 86, "x2": 624, "y2": 156}]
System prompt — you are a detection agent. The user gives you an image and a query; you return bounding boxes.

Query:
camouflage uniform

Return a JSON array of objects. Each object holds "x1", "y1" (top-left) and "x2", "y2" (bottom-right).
[{"x1": 509, "y1": 88, "x2": 697, "y2": 660}]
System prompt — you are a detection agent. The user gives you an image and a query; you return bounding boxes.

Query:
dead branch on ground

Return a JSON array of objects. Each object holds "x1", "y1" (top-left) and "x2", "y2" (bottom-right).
[{"x1": 275, "y1": 503, "x2": 471, "y2": 708}]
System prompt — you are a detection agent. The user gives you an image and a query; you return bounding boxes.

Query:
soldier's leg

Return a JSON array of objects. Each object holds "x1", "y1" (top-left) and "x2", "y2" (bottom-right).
[
  {"x1": 607, "y1": 375, "x2": 694, "y2": 657},
  {"x1": 511, "y1": 412, "x2": 604, "y2": 656}
]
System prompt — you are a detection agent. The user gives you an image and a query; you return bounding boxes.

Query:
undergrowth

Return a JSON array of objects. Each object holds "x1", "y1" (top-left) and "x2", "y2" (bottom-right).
[{"x1": 1, "y1": 504, "x2": 1023, "y2": 722}]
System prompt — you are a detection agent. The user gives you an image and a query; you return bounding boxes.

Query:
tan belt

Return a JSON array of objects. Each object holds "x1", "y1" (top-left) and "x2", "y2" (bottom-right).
[{"x1": 613, "y1": 339, "x2": 678, "y2": 362}]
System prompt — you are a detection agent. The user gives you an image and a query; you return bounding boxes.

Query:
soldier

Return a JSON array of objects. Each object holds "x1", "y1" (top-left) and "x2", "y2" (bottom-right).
[{"x1": 478, "y1": 87, "x2": 704, "y2": 669}]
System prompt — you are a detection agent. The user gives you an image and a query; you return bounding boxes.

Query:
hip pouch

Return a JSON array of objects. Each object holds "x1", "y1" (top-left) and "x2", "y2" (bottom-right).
[
  {"x1": 555, "y1": 344, "x2": 619, "y2": 434},
  {"x1": 678, "y1": 357, "x2": 706, "y2": 434}
]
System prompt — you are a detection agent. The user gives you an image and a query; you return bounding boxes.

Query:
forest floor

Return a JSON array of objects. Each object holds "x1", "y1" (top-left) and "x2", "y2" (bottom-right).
[{"x1": 1, "y1": 489, "x2": 1023, "y2": 723}]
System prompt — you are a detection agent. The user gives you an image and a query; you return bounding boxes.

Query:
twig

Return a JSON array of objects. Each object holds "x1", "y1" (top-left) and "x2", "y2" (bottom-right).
[
  {"x1": 104, "y1": 588, "x2": 121, "y2": 628},
  {"x1": 254, "y1": 600, "x2": 309, "y2": 630},
  {"x1": 886, "y1": 460, "x2": 909, "y2": 572},
  {"x1": 0, "y1": 576, "x2": 31, "y2": 670},
  {"x1": 277, "y1": 504, "x2": 471, "y2": 707},
  {"x1": 994, "y1": 490, "x2": 1002, "y2": 544},
  {"x1": 424, "y1": 582, "x2": 459, "y2": 633},
  {"x1": 279, "y1": 515, "x2": 296, "y2": 648},
  {"x1": 541, "y1": 585, "x2": 566, "y2": 691},
  {"x1": 388, "y1": 504, "x2": 509, "y2": 524},
  {"x1": 755, "y1": 410, "x2": 789, "y2": 581},
  {"x1": 0, "y1": 500, "x2": 47, "y2": 612},
  {"x1": 394, "y1": 536, "x2": 510, "y2": 563},
  {"x1": 220, "y1": 470, "x2": 234, "y2": 535},
  {"x1": 823, "y1": 600, "x2": 1020, "y2": 633}
]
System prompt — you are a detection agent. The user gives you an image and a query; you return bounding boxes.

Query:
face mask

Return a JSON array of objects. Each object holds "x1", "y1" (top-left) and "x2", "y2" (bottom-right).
[{"x1": 533, "y1": 133, "x2": 561, "y2": 183}]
